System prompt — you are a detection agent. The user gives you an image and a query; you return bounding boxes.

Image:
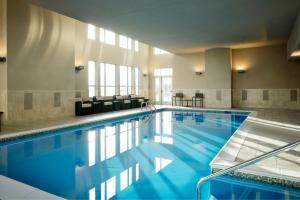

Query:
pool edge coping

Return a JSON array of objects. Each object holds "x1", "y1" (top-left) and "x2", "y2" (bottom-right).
[{"x1": 0, "y1": 106, "x2": 252, "y2": 142}]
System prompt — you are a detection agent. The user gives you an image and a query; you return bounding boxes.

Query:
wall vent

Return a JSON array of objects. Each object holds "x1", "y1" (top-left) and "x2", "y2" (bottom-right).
[
  {"x1": 290, "y1": 90, "x2": 297, "y2": 102},
  {"x1": 262, "y1": 90, "x2": 269, "y2": 101},
  {"x1": 216, "y1": 90, "x2": 222, "y2": 101},
  {"x1": 54, "y1": 92, "x2": 61, "y2": 107},
  {"x1": 242, "y1": 90, "x2": 247, "y2": 101},
  {"x1": 24, "y1": 93, "x2": 33, "y2": 110}
]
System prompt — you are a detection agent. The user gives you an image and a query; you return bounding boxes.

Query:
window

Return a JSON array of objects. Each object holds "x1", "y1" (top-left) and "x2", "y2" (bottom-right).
[
  {"x1": 88, "y1": 61, "x2": 96, "y2": 97},
  {"x1": 100, "y1": 63, "x2": 116, "y2": 96},
  {"x1": 154, "y1": 47, "x2": 169, "y2": 55},
  {"x1": 134, "y1": 40, "x2": 139, "y2": 52},
  {"x1": 119, "y1": 35, "x2": 132, "y2": 50},
  {"x1": 135, "y1": 68, "x2": 139, "y2": 95},
  {"x1": 88, "y1": 24, "x2": 96, "y2": 40},
  {"x1": 120, "y1": 66, "x2": 132, "y2": 95},
  {"x1": 154, "y1": 68, "x2": 173, "y2": 77},
  {"x1": 100, "y1": 28, "x2": 116, "y2": 45}
]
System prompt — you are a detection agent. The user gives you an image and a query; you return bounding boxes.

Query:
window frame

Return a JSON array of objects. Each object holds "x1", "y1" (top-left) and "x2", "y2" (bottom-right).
[
  {"x1": 88, "y1": 24, "x2": 96, "y2": 40},
  {"x1": 100, "y1": 63, "x2": 116, "y2": 96},
  {"x1": 100, "y1": 28, "x2": 116, "y2": 46},
  {"x1": 88, "y1": 61, "x2": 96, "y2": 97}
]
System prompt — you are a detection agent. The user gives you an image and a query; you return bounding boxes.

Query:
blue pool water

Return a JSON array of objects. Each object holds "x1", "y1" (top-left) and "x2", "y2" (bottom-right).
[{"x1": 0, "y1": 110, "x2": 299, "y2": 199}]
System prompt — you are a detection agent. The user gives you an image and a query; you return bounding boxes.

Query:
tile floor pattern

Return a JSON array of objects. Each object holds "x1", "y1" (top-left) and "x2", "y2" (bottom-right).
[{"x1": 212, "y1": 108, "x2": 300, "y2": 183}]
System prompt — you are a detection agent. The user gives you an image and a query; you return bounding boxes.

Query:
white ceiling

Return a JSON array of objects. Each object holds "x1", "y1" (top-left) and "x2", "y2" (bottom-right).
[{"x1": 29, "y1": 0, "x2": 300, "y2": 53}]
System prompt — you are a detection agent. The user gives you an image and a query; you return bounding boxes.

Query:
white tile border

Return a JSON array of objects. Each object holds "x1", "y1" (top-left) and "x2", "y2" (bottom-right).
[{"x1": 0, "y1": 175, "x2": 63, "y2": 200}]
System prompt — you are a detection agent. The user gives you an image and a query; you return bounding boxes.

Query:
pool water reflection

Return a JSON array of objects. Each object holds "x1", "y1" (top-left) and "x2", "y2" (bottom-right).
[{"x1": 0, "y1": 110, "x2": 250, "y2": 199}]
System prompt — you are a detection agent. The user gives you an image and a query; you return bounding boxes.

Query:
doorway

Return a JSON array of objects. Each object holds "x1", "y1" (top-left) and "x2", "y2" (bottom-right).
[{"x1": 154, "y1": 68, "x2": 173, "y2": 105}]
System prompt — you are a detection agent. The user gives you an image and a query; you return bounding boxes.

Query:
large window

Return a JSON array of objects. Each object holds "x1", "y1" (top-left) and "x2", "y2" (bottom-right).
[
  {"x1": 100, "y1": 63, "x2": 116, "y2": 96},
  {"x1": 88, "y1": 24, "x2": 96, "y2": 40},
  {"x1": 120, "y1": 66, "x2": 132, "y2": 95},
  {"x1": 134, "y1": 40, "x2": 139, "y2": 52},
  {"x1": 88, "y1": 61, "x2": 96, "y2": 97},
  {"x1": 135, "y1": 68, "x2": 139, "y2": 95},
  {"x1": 119, "y1": 35, "x2": 132, "y2": 50},
  {"x1": 100, "y1": 28, "x2": 116, "y2": 46}
]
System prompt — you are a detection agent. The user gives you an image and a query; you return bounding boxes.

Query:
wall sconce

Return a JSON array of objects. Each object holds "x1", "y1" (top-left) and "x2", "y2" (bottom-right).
[
  {"x1": 195, "y1": 71, "x2": 203, "y2": 76},
  {"x1": 291, "y1": 50, "x2": 300, "y2": 57},
  {"x1": 0, "y1": 57, "x2": 6, "y2": 63},
  {"x1": 75, "y1": 65, "x2": 84, "y2": 72},
  {"x1": 237, "y1": 69, "x2": 246, "y2": 74}
]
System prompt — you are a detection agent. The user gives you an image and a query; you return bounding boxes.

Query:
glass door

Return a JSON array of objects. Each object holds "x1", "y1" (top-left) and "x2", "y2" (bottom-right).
[
  {"x1": 162, "y1": 77, "x2": 172, "y2": 104},
  {"x1": 155, "y1": 77, "x2": 161, "y2": 104},
  {"x1": 154, "y1": 68, "x2": 173, "y2": 105}
]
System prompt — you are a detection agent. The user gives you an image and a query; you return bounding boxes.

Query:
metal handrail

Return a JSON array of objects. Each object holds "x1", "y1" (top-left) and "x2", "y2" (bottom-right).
[{"x1": 196, "y1": 139, "x2": 300, "y2": 200}]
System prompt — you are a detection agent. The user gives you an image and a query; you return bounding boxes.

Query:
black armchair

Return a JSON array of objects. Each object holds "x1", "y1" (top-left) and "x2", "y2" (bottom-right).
[
  {"x1": 172, "y1": 93, "x2": 184, "y2": 106},
  {"x1": 192, "y1": 93, "x2": 204, "y2": 107},
  {"x1": 75, "y1": 97, "x2": 93, "y2": 116},
  {"x1": 92, "y1": 97, "x2": 103, "y2": 113}
]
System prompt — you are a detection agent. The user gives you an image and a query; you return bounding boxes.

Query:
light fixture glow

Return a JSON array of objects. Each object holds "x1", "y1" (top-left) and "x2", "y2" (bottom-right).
[{"x1": 291, "y1": 50, "x2": 300, "y2": 57}]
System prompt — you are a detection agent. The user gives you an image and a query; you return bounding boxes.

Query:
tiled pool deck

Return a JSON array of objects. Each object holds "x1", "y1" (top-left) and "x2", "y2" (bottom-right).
[
  {"x1": 211, "y1": 108, "x2": 300, "y2": 188},
  {"x1": 0, "y1": 106, "x2": 299, "y2": 197}
]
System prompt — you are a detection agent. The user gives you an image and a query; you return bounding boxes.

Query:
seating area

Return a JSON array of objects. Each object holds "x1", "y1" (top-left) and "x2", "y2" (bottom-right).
[
  {"x1": 75, "y1": 95, "x2": 149, "y2": 116},
  {"x1": 172, "y1": 92, "x2": 204, "y2": 107}
]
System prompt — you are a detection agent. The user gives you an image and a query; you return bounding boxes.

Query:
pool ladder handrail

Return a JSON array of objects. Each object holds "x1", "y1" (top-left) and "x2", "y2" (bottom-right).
[
  {"x1": 196, "y1": 139, "x2": 300, "y2": 200},
  {"x1": 141, "y1": 102, "x2": 156, "y2": 123},
  {"x1": 141, "y1": 101, "x2": 156, "y2": 113}
]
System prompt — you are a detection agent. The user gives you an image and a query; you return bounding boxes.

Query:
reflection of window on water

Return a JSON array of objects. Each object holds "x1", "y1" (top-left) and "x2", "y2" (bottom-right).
[
  {"x1": 120, "y1": 164, "x2": 140, "y2": 192},
  {"x1": 156, "y1": 112, "x2": 172, "y2": 135},
  {"x1": 155, "y1": 157, "x2": 173, "y2": 173},
  {"x1": 100, "y1": 126, "x2": 116, "y2": 161},
  {"x1": 154, "y1": 135, "x2": 173, "y2": 144},
  {"x1": 89, "y1": 187, "x2": 96, "y2": 200},
  {"x1": 155, "y1": 112, "x2": 173, "y2": 144},
  {"x1": 135, "y1": 121, "x2": 139, "y2": 146},
  {"x1": 136, "y1": 163, "x2": 140, "y2": 181},
  {"x1": 88, "y1": 130, "x2": 96, "y2": 166},
  {"x1": 120, "y1": 122, "x2": 133, "y2": 153},
  {"x1": 101, "y1": 176, "x2": 116, "y2": 200},
  {"x1": 120, "y1": 167, "x2": 133, "y2": 191}
]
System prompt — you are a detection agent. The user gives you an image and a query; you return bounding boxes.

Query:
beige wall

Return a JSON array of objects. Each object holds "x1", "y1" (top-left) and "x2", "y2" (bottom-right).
[
  {"x1": 4, "y1": 0, "x2": 76, "y2": 123},
  {"x1": 232, "y1": 45, "x2": 300, "y2": 89},
  {"x1": 232, "y1": 44, "x2": 300, "y2": 109},
  {"x1": 74, "y1": 21, "x2": 150, "y2": 98},
  {"x1": 1, "y1": 0, "x2": 150, "y2": 124},
  {"x1": 149, "y1": 48, "x2": 232, "y2": 108}
]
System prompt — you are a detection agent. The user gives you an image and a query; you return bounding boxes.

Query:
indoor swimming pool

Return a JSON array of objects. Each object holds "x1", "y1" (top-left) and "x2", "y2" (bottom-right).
[{"x1": 0, "y1": 109, "x2": 299, "y2": 199}]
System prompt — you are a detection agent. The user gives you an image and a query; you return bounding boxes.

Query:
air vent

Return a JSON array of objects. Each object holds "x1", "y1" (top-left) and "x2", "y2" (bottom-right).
[
  {"x1": 216, "y1": 90, "x2": 222, "y2": 101},
  {"x1": 242, "y1": 90, "x2": 247, "y2": 101},
  {"x1": 262, "y1": 90, "x2": 269, "y2": 101},
  {"x1": 24, "y1": 93, "x2": 33, "y2": 110},
  {"x1": 54, "y1": 92, "x2": 61, "y2": 107},
  {"x1": 290, "y1": 90, "x2": 297, "y2": 102}
]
